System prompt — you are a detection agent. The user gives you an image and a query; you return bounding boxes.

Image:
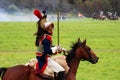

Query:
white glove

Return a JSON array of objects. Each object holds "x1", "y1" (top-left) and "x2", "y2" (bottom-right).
[
  {"x1": 51, "y1": 46, "x2": 58, "y2": 54},
  {"x1": 51, "y1": 46, "x2": 62, "y2": 54}
]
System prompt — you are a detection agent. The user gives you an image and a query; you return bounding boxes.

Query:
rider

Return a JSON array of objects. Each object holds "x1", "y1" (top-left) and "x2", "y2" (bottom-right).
[
  {"x1": 33, "y1": 9, "x2": 65, "y2": 80},
  {"x1": 100, "y1": 11, "x2": 103, "y2": 17}
]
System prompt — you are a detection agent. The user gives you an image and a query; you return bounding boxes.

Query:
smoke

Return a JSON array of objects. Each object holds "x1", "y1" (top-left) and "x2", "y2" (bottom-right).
[
  {"x1": 0, "y1": 9, "x2": 59, "y2": 22},
  {"x1": 0, "y1": 9, "x2": 37, "y2": 22},
  {"x1": 0, "y1": 8, "x2": 82, "y2": 22},
  {"x1": 0, "y1": 9, "x2": 65, "y2": 22}
]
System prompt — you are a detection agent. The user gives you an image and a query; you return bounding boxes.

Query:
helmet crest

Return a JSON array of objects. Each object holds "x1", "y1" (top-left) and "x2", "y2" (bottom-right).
[{"x1": 33, "y1": 9, "x2": 42, "y2": 19}]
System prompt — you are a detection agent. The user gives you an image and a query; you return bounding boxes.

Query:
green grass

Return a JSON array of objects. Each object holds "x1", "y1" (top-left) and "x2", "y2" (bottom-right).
[{"x1": 0, "y1": 19, "x2": 120, "y2": 80}]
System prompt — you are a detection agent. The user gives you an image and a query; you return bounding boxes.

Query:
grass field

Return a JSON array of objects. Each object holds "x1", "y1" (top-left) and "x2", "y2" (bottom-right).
[{"x1": 0, "y1": 19, "x2": 120, "y2": 80}]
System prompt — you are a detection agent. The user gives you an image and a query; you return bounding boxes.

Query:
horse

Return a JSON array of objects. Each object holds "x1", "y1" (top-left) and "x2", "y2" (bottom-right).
[
  {"x1": 107, "y1": 15, "x2": 119, "y2": 20},
  {"x1": 98, "y1": 16, "x2": 106, "y2": 20},
  {"x1": 0, "y1": 38, "x2": 99, "y2": 80},
  {"x1": 92, "y1": 13, "x2": 99, "y2": 20},
  {"x1": 107, "y1": 12, "x2": 119, "y2": 20},
  {"x1": 92, "y1": 12, "x2": 106, "y2": 20}
]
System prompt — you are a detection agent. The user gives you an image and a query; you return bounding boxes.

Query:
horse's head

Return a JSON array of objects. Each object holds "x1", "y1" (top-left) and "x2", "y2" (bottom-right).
[
  {"x1": 76, "y1": 38, "x2": 99, "y2": 64},
  {"x1": 66, "y1": 38, "x2": 99, "y2": 65}
]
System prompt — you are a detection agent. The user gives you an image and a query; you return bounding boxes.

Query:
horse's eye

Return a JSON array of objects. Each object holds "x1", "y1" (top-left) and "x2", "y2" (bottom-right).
[
  {"x1": 88, "y1": 48, "x2": 91, "y2": 51},
  {"x1": 87, "y1": 47, "x2": 91, "y2": 51}
]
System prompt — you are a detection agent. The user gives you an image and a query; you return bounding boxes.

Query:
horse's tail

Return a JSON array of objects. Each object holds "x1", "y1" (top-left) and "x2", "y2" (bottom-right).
[{"x1": 0, "y1": 68, "x2": 7, "y2": 79}]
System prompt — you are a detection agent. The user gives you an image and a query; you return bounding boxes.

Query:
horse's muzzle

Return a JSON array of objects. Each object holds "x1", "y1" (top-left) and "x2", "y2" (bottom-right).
[{"x1": 90, "y1": 57, "x2": 99, "y2": 64}]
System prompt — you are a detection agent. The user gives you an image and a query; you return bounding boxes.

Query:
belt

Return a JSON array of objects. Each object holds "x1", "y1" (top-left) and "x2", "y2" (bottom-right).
[{"x1": 36, "y1": 52, "x2": 43, "y2": 57}]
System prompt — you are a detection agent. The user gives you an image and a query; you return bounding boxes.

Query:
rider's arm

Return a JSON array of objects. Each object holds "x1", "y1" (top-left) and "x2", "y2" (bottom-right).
[{"x1": 42, "y1": 38, "x2": 53, "y2": 55}]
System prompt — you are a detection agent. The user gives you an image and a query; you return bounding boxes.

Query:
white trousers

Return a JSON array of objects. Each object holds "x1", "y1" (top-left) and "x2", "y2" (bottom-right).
[{"x1": 47, "y1": 57, "x2": 65, "y2": 73}]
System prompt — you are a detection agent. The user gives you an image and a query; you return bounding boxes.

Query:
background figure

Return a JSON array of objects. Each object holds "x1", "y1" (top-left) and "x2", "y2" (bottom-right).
[{"x1": 100, "y1": 11, "x2": 103, "y2": 17}]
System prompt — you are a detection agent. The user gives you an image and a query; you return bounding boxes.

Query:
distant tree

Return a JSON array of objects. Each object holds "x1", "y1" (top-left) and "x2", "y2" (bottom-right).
[
  {"x1": 0, "y1": 0, "x2": 120, "y2": 16},
  {"x1": 67, "y1": 0, "x2": 75, "y2": 4},
  {"x1": 109, "y1": 0, "x2": 120, "y2": 14}
]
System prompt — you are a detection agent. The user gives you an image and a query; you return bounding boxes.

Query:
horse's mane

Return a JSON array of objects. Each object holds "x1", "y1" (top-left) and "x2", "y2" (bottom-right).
[
  {"x1": 0, "y1": 68, "x2": 7, "y2": 79},
  {"x1": 66, "y1": 39, "x2": 82, "y2": 66}
]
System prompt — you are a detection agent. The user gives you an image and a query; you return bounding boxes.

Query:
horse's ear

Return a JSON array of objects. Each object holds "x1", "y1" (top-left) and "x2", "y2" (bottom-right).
[
  {"x1": 82, "y1": 39, "x2": 86, "y2": 47},
  {"x1": 78, "y1": 38, "x2": 81, "y2": 42}
]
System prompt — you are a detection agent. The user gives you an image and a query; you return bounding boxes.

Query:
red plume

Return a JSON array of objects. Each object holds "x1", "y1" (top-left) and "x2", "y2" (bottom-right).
[{"x1": 34, "y1": 9, "x2": 42, "y2": 19}]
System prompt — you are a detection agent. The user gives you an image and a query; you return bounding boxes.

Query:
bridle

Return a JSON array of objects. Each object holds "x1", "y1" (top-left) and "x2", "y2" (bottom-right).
[
  {"x1": 83, "y1": 47, "x2": 93, "y2": 60},
  {"x1": 80, "y1": 45, "x2": 95, "y2": 61}
]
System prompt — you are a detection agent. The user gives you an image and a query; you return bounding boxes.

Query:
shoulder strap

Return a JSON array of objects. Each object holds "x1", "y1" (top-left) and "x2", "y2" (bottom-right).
[{"x1": 39, "y1": 35, "x2": 46, "y2": 44}]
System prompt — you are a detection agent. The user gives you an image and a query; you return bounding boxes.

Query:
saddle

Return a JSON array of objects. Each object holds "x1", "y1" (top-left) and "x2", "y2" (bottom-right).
[{"x1": 25, "y1": 56, "x2": 69, "y2": 78}]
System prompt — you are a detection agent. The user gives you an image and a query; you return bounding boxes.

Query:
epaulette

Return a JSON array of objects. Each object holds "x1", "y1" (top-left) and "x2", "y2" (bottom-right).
[{"x1": 46, "y1": 35, "x2": 52, "y2": 41}]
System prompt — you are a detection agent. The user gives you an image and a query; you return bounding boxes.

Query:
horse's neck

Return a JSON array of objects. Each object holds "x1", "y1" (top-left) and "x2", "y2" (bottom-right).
[{"x1": 68, "y1": 58, "x2": 81, "y2": 77}]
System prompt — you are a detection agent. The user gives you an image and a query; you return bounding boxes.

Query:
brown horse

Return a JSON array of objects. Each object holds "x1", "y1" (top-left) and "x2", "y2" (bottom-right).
[
  {"x1": 92, "y1": 13, "x2": 106, "y2": 20},
  {"x1": 0, "y1": 38, "x2": 99, "y2": 80}
]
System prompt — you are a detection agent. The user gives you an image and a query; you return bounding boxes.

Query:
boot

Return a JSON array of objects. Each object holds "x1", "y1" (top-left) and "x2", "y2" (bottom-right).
[
  {"x1": 57, "y1": 71, "x2": 65, "y2": 80},
  {"x1": 54, "y1": 72, "x2": 57, "y2": 80}
]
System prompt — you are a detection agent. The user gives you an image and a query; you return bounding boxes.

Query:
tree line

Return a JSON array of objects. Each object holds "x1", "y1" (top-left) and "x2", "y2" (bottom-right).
[{"x1": 0, "y1": 0, "x2": 119, "y2": 17}]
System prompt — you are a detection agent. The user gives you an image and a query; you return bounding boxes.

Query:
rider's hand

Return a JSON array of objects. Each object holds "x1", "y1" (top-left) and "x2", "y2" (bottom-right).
[
  {"x1": 51, "y1": 46, "x2": 63, "y2": 54},
  {"x1": 51, "y1": 46, "x2": 58, "y2": 54}
]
